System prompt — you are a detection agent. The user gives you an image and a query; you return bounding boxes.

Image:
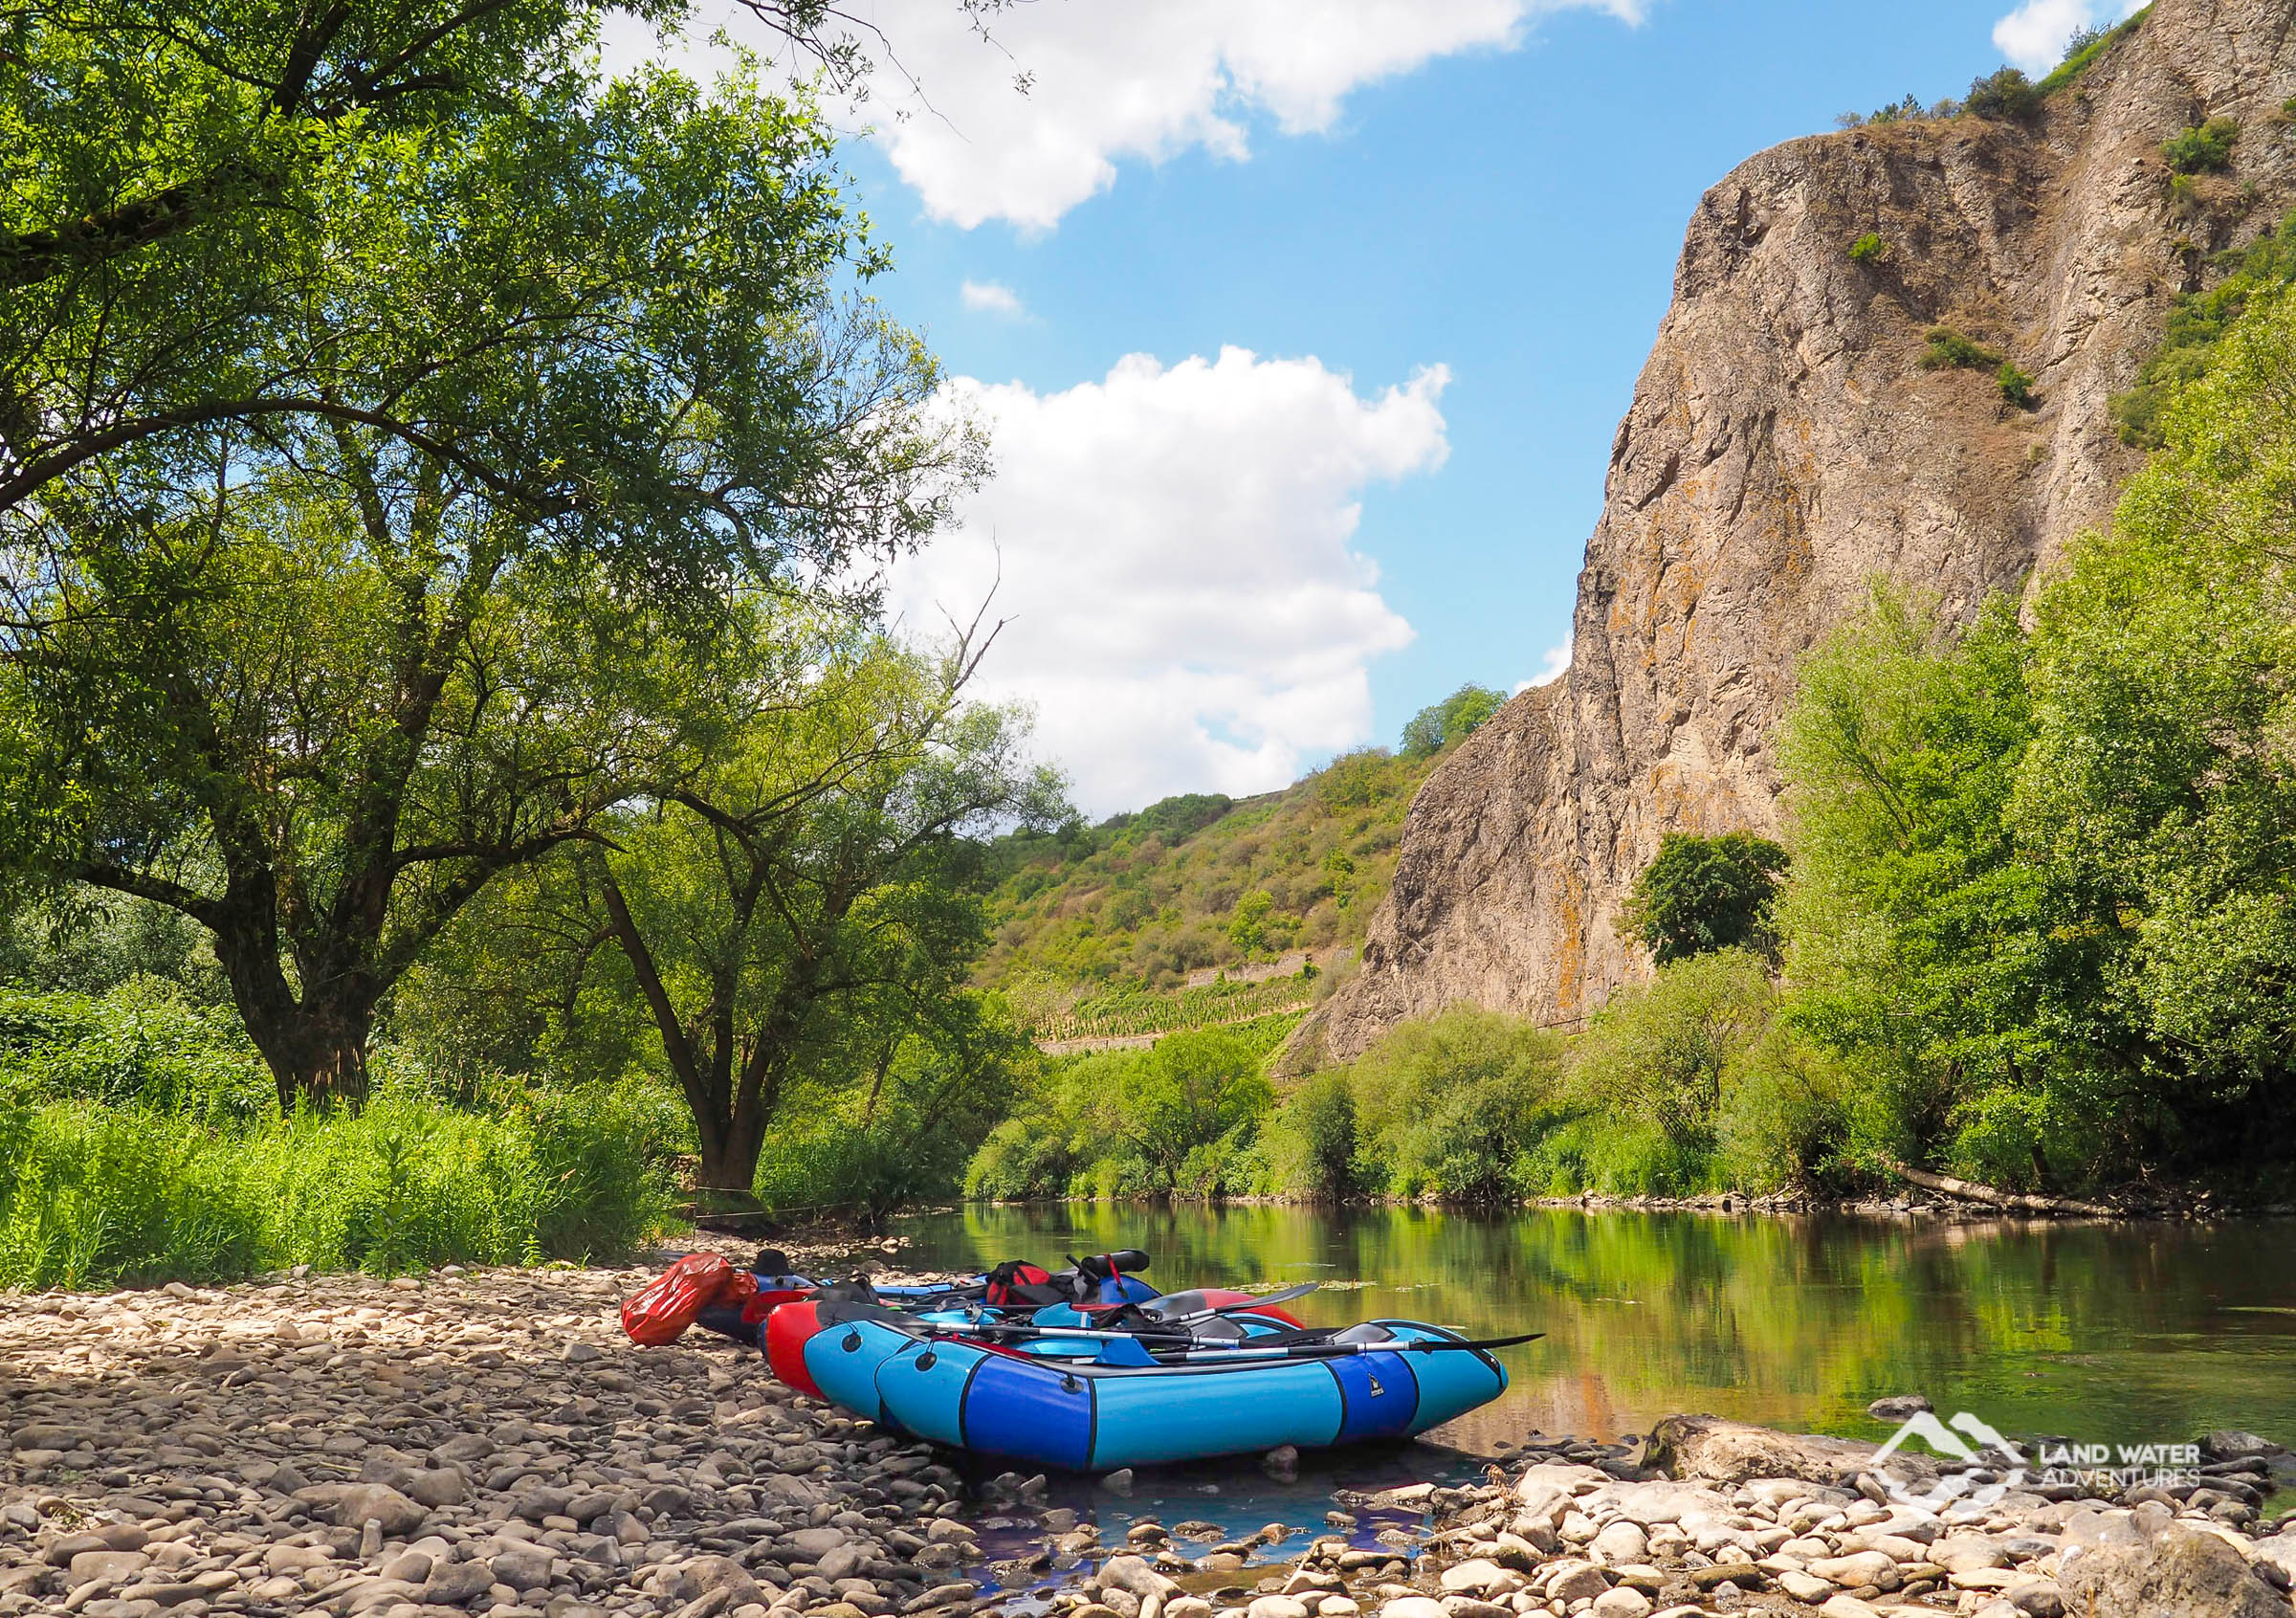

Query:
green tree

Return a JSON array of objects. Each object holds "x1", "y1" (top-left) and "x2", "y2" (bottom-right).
[
  {"x1": 1621, "y1": 831, "x2": 1789, "y2": 964},
  {"x1": 0, "y1": 63, "x2": 970, "y2": 1111},
  {"x1": 1226, "y1": 890, "x2": 1276, "y2": 958},
  {"x1": 1963, "y1": 66, "x2": 2042, "y2": 121},
  {"x1": 1567, "y1": 948, "x2": 1775, "y2": 1181},
  {"x1": 1401, "y1": 683, "x2": 1508, "y2": 758},
  {"x1": 1348, "y1": 1007, "x2": 1563, "y2": 1202},
  {"x1": 571, "y1": 623, "x2": 1061, "y2": 1192},
  {"x1": 1110, "y1": 1030, "x2": 1272, "y2": 1194}
]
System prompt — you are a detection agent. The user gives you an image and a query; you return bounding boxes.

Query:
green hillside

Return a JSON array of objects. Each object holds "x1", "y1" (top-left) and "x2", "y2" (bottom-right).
[
  {"x1": 979, "y1": 741, "x2": 1456, "y2": 1044},
  {"x1": 980, "y1": 687, "x2": 1512, "y2": 1045}
]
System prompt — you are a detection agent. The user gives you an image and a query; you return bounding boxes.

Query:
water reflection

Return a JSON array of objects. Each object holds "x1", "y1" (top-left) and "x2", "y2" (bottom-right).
[{"x1": 888, "y1": 1204, "x2": 2296, "y2": 1454}]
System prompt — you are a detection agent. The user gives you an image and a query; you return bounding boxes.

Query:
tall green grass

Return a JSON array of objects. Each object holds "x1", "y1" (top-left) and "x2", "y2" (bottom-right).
[{"x1": 0, "y1": 985, "x2": 687, "y2": 1291}]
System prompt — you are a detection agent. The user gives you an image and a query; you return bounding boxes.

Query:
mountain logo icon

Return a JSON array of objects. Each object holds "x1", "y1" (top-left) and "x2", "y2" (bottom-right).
[{"x1": 1869, "y1": 1410, "x2": 2028, "y2": 1518}]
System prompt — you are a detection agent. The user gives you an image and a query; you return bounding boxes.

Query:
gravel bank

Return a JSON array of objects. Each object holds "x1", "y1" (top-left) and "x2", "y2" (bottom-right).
[{"x1": 8, "y1": 1265, "x2": 2294, "y2": 1618}]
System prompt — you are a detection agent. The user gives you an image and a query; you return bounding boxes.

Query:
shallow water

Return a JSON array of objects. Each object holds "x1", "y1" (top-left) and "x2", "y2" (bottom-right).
[{"x1": 888, "y1": 1202, "x2": 2296, "y2": 1463}]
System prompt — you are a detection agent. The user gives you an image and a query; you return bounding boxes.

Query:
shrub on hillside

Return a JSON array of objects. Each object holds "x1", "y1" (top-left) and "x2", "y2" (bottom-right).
[
  {"x1": 1963, "y1": 67, "x2": 2042, "y2": 122},
  {"x1": 1621, "y1": 832, "x2": 1788, "y2": 964},
  {"x1": 1847, "y1": 233, "x2": 1886, "y2": 263},
  {"x1": 1919, "y1": 326, "x2": 2006, "y2": 372},
  {"x1": 1401, "y1": 684, "x2": 1507, "y2": 759},
  {"x1": 2162, "y1": 116, "x2": 2240, "y2": 175},
  {"x1": 1997, "y1": 361, "x2": 2038, "y2": 408}
]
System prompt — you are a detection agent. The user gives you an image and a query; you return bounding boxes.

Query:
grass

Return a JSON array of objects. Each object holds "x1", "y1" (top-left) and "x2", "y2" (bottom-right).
[
  {"x1": 0, "y1": 984, "x2": 688, "y2": 1291},
  {"x1": 2035, "y1": 7, "x2": 2150, "y2": 97}
]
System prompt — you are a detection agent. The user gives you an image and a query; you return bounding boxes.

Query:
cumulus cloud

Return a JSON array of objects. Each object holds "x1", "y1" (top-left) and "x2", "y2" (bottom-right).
[
  {"x1": 960, "y1": 278, "x2": 1026, "y2": 317},
  {"x1": 609, "y1": 0, "x2": 1645, "y2": 230},
  {"x1": 1991, "y1": 0, "x2": 2145, "y2": 76},
  {"x1": 889, "y1": 348, "x2": 1446, "y2": 814},
  {"x1": 1514, "y1": 643, "x2": 1571, "y2": 695}
]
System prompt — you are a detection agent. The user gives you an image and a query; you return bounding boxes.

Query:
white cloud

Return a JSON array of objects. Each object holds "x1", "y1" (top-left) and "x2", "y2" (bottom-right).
[
  {"x1": 1991, "y1": 0, "x2": 2145, "y2": 76},
  {"x1": 609, "y1": 0, "x2": 1645, "y2": 231},
  {"x1": 1514, "y1": 643, "x2": 1570, "y2": 694},
  {"x1": 960, "y1": 278, "x2": 1026, "y2": 316},
  {"x1": 890, "y1": 348, "x2": 1446, "y2": 815}
]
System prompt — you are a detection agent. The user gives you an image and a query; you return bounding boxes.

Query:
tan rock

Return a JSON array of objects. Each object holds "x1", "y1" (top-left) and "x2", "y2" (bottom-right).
[{"x1": 1294, "y1": 0, "x2": 2296, "y2": 1054}]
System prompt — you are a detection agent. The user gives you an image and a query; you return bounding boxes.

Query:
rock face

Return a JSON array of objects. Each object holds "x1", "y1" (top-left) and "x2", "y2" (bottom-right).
[{"x1": 1304, "y1": 0, "x2": 2296, "y2": 1055}]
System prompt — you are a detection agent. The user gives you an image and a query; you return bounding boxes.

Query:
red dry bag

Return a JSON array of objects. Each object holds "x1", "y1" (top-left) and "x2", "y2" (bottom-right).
[{"x1": 620, "y1": 1252, "x2": 757, "y2": 1346}]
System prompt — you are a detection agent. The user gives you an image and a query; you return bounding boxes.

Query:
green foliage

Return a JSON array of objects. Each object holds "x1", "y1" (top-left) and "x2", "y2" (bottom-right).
[
  {"x1": 0, "y1": 1085, "x2": 682, "y2": 1291},
  {"x1": 0, "y1": 25, "x2": 975, "y2": 1114},
  {"x1": 752, "y1": 1011, "x2": 1033, "y2": 1225},
  {"x1": 1621, "y1": 832, "x2": 1788, "y2": 964},
  {"x1": 1777, "y1": 297, "x2": 2296, "y2": 1200},
  {"x1": 1919, "y1": 326, "x2": 2006, "y2": 372},
  {"x1": 2036, "y1": 7, "x2": 2150, "y2": 96},
  {"x1": 1226, "y1": 890, "x2": 1278, "y2": 957},
  {"x1": 1255, "y1": 1072, "x2": 1360, "y2": 1201},
  {"x1": 0, "y1": 982, "x2": 272, "y2": 1125},
  {"x1": 1847, "y1": 233, "x2": 1887, "y2": 263},
  {"x1": 1997, "y1": 362, "x2": 2038, "y2": 408},
  {"x1": 963, "y1": 1020, "x2": 1290, "y2": 1200},
  {"x1": 1346, "y1": 1008, "x2": 1566, "y2": 1202},
  {"x1": 2162, "y1": 116, "x2": 2240, "y2": 175},
  {"x1": 1545, "y1": 950, "x2": 1774, "y2": 1194},
  {"x1": 2108, "y1": 217, "x2": 2296, "y2": 447},
  {"x1": 979, "y1": 747, "x2": 1434, "y2": 1018},
  {"x1": 1963, "y1": 67, "x2": 2042, "y2": 122},
  {"x1": 1401, "y1": 684, "x2": 1508, "y2": 759}
]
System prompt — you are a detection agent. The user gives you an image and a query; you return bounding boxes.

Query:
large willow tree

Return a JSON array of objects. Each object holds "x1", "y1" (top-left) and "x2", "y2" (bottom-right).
[{"x1": 0, "y1": 15, "x2": 977, "y2": 1110}]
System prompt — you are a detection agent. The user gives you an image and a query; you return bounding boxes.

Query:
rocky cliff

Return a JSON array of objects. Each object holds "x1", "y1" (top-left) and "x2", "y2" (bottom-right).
[{"x1": 1304, "y1": 0, "x2": 2296, "y2": 1059}]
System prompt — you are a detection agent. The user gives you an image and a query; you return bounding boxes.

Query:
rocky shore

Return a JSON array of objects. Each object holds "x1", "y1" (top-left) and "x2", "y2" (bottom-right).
[{"x1": 5, "y1": 1263, "x2": 2292, "y2": 1618}]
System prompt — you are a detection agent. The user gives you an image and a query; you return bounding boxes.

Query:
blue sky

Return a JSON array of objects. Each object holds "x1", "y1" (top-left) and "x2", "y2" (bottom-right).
[{"x1": 620, "y1": 0, "x2": 2132, "y2": 813}]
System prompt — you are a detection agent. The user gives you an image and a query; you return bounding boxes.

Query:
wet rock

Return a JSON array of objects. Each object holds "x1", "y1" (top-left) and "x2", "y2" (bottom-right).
[
  {"x1": 1865, "y1": 1396, "x2": 1932, "y2": 1422},
  {"x1": 1646, "y1": 1415, "x2": 1934, "y2": 1492},
  {"x1": 2204, "y1": 1430, "x2": 2286, "y2": 1461}
]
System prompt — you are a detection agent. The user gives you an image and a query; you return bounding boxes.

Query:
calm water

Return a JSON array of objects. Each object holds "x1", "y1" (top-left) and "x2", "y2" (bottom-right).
[{"x1": 888, "y1": 1203, "x2": 2296, "y2": 1459}]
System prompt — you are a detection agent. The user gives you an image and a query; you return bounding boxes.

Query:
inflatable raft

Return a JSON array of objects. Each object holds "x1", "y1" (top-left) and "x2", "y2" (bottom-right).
[{"x1": 780, "y1": 1304, "x2": 1507, "y2": 1470}]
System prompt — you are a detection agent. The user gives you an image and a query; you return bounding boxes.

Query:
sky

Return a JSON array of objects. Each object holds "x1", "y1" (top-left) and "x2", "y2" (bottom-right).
[{"x1": 607, "y1": 0, "x2": 2143, "y2": 816}]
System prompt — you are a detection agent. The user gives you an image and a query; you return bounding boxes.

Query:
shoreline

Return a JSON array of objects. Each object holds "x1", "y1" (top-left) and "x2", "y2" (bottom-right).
[
  {"x1": 955, "y1": 1192, "x2": 2296, "y2": 1224},
  {"x1": 5, "y1": 1263, "x2": 2292, "y2": 1618}
]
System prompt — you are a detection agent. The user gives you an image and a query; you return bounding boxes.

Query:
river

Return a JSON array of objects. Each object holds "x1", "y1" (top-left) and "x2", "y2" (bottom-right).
[{"x1": 889, "y1": 1202, "x2": 2296, "y2": 1463}]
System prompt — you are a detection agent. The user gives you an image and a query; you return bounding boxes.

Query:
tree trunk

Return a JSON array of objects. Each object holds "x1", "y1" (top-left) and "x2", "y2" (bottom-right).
[
  {"x1": 207, "y1": 901, "x2": 379, "y2": 1113},
  {"x1": 1888, "y1": 1161, "x2": 2113, "y2": 1217}
]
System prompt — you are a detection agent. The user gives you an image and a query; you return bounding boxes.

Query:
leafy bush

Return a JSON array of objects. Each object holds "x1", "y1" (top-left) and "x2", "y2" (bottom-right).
[
  {"x1": 1256, "y1": 1071, "x2": 1360, "y2": 1201},
  {"x1": 1401, "y1": 684, "x2": 1508, "y2": 759},
  {"x1": 1963, "y1": 67, "x2": 2042, "y2": 122},
  {"x1": 0, "y1": 982, "x2": 273, "y2": 1124},
  {"x1": 1847, "y1": 233, "x2": 1886, "y2": 263},
  {"x1": 1997, "y1": 361, "x2": 2038, "y2": 408},
  {"x1": 1919, "y1": 326, "x2": 2006, "y2": 371},
  {"x1": 1621, "y1": 832, "x2": 1788, "y2": 964},
  {"x1": 2036, "y1": 7, "x2": 2149, "y2": 96},
  {"x1": 2109, "y1": 217, "x2": 2296, "y2": 446},
  {"x1": 1561, "y1": 950, "x2": 1774, "y2": 1189},
  {"x1": 1347, "y1": 1008, "x2": 1565, "y2": 1202},
  {"x1": 2162, "y1": 116, "x2": 2240, "y2": 175}
]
